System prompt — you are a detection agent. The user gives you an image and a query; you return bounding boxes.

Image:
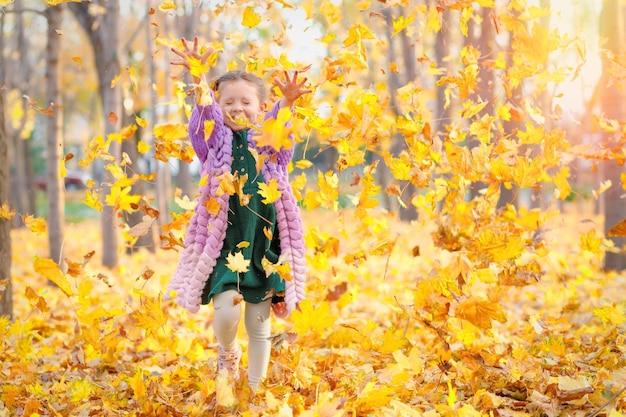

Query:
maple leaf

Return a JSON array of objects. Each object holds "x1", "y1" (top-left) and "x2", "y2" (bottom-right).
[
  {"x1": 455, "y1": 296, "x2": 507, "y2": 330},
  {"x1": 105, "y1": 185, "x2": 141, "y2": 212},
  {"x1": 254, "y1": 107, "x2": 294, "y2": 151},
  {"x1": 0, "y1": 203, "x2": 15, "y2": 220},
  {"x1": 292, "y1": 299, "x2": 336, "y2": 337},
  {"x1": 242, "y1": 6, "x2": 261, "y2": 28},
  {"x1": 25, "y1": 287, "x2": 50, "y2": 313},
  {"x1": 130, "y1": 295, "x2": 167, "y2": 336},
  {"x1": 225, "y1": 251, "x2": 250, "y2": 273},
  {"x1": 22, "y1": 215, "x2": 47, "y2": 234},
  {"x1": 33, "y1": 257, "x2": 73, "y2": 297},
  {"x1": 258, "y1": 179, "x2": 282, "y2": 204}
]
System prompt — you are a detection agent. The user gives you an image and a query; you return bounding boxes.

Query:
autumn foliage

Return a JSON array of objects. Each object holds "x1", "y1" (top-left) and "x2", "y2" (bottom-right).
[{"x1": 2, "y1": 0, "x2": 626, "y2": 416}]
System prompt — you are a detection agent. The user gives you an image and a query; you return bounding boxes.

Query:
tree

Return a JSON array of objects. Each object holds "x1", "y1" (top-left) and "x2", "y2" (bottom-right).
[
  {"x1": 45, "y1": 4, "x2": 65, "y2": 266},
  {"x1": 0, "y1": 78, "x2": 12, "y2": 320},
  {"x1": 600, "y1": 0, "x2": 626, "y2": 270},
  {"x1": 69, "y1": 0, "x2": 122, "y2": 268}
]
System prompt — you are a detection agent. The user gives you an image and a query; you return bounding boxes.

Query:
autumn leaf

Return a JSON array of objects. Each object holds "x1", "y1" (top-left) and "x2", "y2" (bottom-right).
[
  {"x1": 292, "y1": 299, "x2": 336, "y2": 336},
  {"x1": 258, "y1": 179, "x2": 282, "y2": 204},
  {"x1": 33, "y1": 257, "x2": 73, "y2": 297},
  {"x1": 225, "y1": 251, "x2": 250, "y2": 273},
  {"x1": 254, "y1": 107, "x2": 294, "y2": 151},
  {"x1": 242, "y1": 6, "x2": 261, "y2": 28},
  {"x1": 130, "y1": 295, "x2": 167, "y2": 336},
  {"x1": 455, "y1": 296, "x2": 507, "y2": 330},
  {"x1": 608, "y1": 219, "x2": 626, "y2": 237},
  {"x1": 22, "y1": 215, "x2": 47, "y2": 234},
  {"x1": 158, "y1": 0, "x2": 176, "y2": 11},
  {"x1": 0, "y1": 203, "x2": 15, "y2": 220}
]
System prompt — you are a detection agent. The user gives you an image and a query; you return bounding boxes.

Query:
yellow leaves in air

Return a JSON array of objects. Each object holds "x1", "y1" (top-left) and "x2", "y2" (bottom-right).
[
  {"x1": 255, "y1": 107, "x2": 294, "y2": 151},
  {"x1": 226, "y1": 251, "x2": 250, "y2": 274},
  {"x1": 0, "y1": 0, "x2": 13, "y2": 7},
  {"x1": 33, "y1": 258, "x2": 73, "y2": 297},
  {"x1": 258, "y1": 179, "x2": 282, "y2": 204},
  {"x1": 242, "y1": 6, "x2": 261, "y2": 28}
]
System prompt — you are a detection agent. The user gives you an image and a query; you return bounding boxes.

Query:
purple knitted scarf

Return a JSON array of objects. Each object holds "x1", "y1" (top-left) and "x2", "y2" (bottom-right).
[{"x1": 166, "y1": 94, "x2": 306, "y2": 314}]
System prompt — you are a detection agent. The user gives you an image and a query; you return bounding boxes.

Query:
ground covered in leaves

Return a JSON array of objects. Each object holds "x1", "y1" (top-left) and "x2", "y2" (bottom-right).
[{"x1": 1, "y1": 206, "x2": 626, "y2": 416}]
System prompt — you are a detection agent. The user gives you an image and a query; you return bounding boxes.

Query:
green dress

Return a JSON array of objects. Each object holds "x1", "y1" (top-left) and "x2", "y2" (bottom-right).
[{"x1": 201, "y1": 129, "x2": 285, "y2": 305}]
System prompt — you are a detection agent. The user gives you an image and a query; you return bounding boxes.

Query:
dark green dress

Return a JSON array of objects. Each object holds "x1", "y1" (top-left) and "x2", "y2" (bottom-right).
[{"x1": 201, "y1": 129, "x2": 285, "y2": 305}]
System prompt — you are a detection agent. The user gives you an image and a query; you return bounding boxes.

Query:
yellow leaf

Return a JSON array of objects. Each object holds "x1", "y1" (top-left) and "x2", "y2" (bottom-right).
[
  {"x1": 258, "y1": 179, "x2": 282, "y2": 204},
  {"x1": 593, "y1": 304, "x2": 626, "y2": 325},
  {"x1": 255, "y1": 107, "x2": 294, "y2": 151},
  {"x1": 22, "y1": 215, "x2": 47, "y2": 235},
  {"x1": 456, "y1": 296, "x2": 506, "y2": 330},
  {"x1": 292, "y1": 299, "x2": 336, "y2": 336},
  {"x1": 242, "y1": 6, "x2": 261, "y2": 28},
  {"x1": 83, "y1": 188, "x2": 102, "y2": 212},
  {"x1": 215, "y1": 372, "x2": 236, "y2": 407},
  {"x1": 137, "y1": 140, "x2": 150, "y2": 154},
  {"x1": 68, "y1": 379, "x2": 92, "y2": 403},
  {"x1": 581, "y1": 229, "x2": 602, "y2": 254},
  {"x1": 225, "y1": 251, "x2": 250, "y2": 273},
  {"x1": 295, "y1": 159, "x2": 313, "y2": 169},
  {"x1": 0, "y1": 203, "x2": 15, "y2": 220},
  {"x1": 158, "y1": 0, "x2": 176, "y2": 11},
  {"x1": 72, "y1": 56, "x2": 82, "y2": 64},
  {"x1": 33, "y1": 258, "x2": 73, "y2": 297},
  {"x1": 130, "y1": 295, "x2": 167, "y2": 336},
  {"x1": 343, "y1": 24, "x2": 375, "y2": 47},
  {"x1": 105, "y1": 185, "x2": 141, "y2": 212},
  {"x1": 129, "y1": 66, "x2": 138, "y2": 96},
  {"x1": 129, "y1": 368, "x2": 146, "y2": 401}
]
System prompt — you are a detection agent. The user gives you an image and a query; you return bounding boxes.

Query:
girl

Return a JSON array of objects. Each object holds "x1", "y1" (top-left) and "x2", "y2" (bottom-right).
[{"x1": 167, "y1": 37, "x2": 309, "y2": 387}]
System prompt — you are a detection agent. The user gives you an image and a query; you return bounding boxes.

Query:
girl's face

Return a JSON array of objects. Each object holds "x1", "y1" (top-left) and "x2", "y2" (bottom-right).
[{"x1": 217, "y1": 79, "x2": 264, "y2": 131}]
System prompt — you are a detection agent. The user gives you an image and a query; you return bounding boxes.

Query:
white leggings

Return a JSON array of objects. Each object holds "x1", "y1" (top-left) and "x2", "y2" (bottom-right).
[{"x1": 213, "y1": 290, "x2": 271, "y2": 386}]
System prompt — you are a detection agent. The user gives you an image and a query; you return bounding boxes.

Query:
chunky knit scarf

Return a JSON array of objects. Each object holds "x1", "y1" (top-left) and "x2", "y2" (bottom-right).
[{"x1": 166, "y1": 94, "x2": 307, "y2": 315}]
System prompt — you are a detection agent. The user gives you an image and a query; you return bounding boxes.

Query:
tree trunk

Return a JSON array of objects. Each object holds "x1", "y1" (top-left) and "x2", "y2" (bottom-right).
[
  {"x1": 0, "y1": 80, "x2": 12, "y2": 320},
  {"x1": 600, "y1": 0, "x2": 626, "y2": 270},
  {"x1": 46, "y1": 5, "x2": 65, "y2": 266},
  {"x1": 498, "y1": 22, "x2": 521, "y2": 209},
  {"x1": 69, "y1": 0, "x2": 122, "y2": 268}
]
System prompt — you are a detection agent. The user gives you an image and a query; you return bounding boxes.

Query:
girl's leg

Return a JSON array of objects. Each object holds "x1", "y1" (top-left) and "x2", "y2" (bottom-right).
[
  {"x1": 244, "y1": 299, "x2": 272, "y2": 387},
  {"x1": 213, "y1": 290, "x2": 243, "y2": 376}
]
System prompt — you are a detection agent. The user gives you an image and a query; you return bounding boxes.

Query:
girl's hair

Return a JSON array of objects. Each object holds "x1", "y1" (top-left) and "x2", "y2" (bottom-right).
[{"x1": 214, "y1": 70, "x2": 267, "y2": 103}]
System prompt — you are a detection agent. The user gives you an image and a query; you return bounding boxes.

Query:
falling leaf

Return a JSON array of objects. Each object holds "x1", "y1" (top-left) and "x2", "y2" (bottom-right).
[
  {"x1": 608, "y1": 219, "x2": 626, "y2": 237},
  {"x1": 0, "y1": 203, "x2": 15, "y2": 220},
  {"x1": 242, "y1": 6, "x2": 261, "y2": 28},
  {"x1": 22, "y1": 215, "x2": 47, "y2": 234},
  {"x1": 158, "y1": 0, "x2": 176, "y2": 11},
  {"x1": 33, "y1": 258, "x2": 73, "y2": 297}
]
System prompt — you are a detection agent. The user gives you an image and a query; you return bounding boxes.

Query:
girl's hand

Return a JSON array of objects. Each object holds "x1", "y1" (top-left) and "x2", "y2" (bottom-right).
[
  {"x1": 274, "y1": 71, "x2": 312, "y2": 109},
  {"x1": 170, "y1": 37, "x2": 214, "y2": 83}
]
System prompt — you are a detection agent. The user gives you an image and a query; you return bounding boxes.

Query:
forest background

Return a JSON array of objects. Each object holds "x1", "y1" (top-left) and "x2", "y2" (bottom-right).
[{"x1": 1, "y1": 0, "x2": 626, "y2": 415}]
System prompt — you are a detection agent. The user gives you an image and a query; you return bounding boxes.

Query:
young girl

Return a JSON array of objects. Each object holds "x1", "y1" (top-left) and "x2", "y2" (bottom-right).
[{"x1": 167, "y1": 37, "x2": 309, "y2": 388}]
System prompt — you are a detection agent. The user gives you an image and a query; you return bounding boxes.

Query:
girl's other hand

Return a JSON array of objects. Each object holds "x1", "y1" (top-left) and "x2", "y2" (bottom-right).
[
  {"x1": 274, "y1": 71, "x2": 312, "y2": 109},
  {"x1": 170, "y1": 37, "x2": 213, "y2": 83}
]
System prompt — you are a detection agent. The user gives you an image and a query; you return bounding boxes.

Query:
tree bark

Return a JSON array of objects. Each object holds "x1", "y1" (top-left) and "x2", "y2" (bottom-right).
[
  {"x1": 600, "y1": 0, "x2": 626, "y2": 271},
  {"x1": 46, "y1": 5, "x2": 65, "y2": 266},
  {"x1": 69, "y1": 0, "x2": 122, "y2": 268},
  {"x1": 0, "y1": 79, "x2": 12, "y2": 320}
]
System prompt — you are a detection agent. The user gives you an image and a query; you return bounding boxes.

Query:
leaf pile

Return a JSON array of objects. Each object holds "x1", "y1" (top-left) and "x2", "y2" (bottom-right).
[{"x1": 1, "y1": 207, "x2": 625, "y2": 416}]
